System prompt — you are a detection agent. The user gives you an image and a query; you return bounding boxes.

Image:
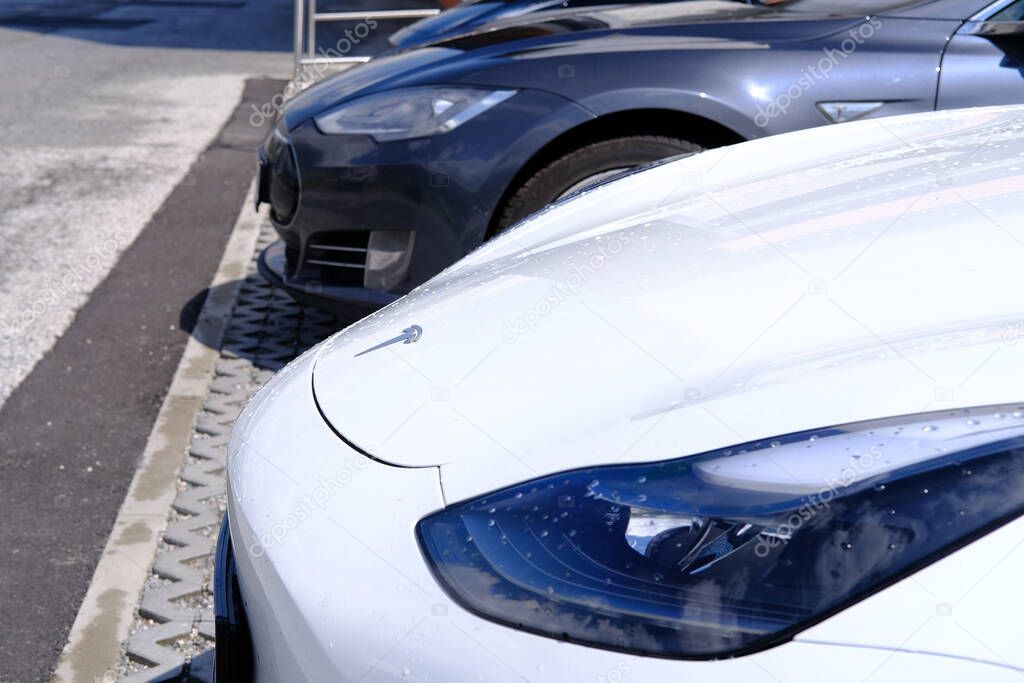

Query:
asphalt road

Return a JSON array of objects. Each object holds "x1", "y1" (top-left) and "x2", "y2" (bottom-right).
[
  {"x1": 0, "y1": 78, "x2": 286, "y2": 683},
  {"x1": 0, "y1": 0, "x2": 426, "y2": 408},
  {"x1": 0, "y1": 0, "x2": 409, "y2": 680},
  {"x1": 0, "y1": 5, "x2": 292, "y2": 678},
  {"x1": 0, "y1": 1, "x2": 433, "y2": 678},
  {"x1": 0, "y1": 0, "x2": 293, "y2": 407}
]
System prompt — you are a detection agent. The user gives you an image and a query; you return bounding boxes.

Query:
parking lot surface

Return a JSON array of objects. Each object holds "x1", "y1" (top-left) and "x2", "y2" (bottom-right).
[
  {"x1": 0, "y1": 78, "x2": 282, "y2": 682},
  {"x1": 0, "y1": 1, "x2": 425, "y2": 678},
  {"x1": 0, "y1": 0, "x2": 294, "y2": 409}
]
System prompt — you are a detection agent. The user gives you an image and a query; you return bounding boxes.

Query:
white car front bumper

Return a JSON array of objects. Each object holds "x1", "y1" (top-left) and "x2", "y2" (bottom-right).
[{"x1": 225, "y1": 348, "x2": 1024, "y2": 682}]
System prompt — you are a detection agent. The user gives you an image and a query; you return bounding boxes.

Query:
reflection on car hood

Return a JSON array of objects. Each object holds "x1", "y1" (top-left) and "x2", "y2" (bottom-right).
[
  {"x1": 390, "y1": 0, "x2": 559, "y2": 49},
  {"x1": 429, "y1": 0, "x2": 883, "y2": 50},
  {"x1": 389, "y1": 0, "x2": 699, "y2": 49},
  {"x1": 312, "y1": 106, "x2": 1024, "y2": 498}
]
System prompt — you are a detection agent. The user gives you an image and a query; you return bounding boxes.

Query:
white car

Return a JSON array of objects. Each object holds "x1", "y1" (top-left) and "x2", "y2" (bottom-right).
[{"x1": 217, "y1": 105, "x2": 1024, "y2": 682}]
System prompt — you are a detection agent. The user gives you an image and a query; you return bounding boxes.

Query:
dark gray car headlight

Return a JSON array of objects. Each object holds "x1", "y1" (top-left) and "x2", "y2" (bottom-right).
[
  {"x1": 313, "y1": 87, "x2": 516, "y2": 141},
  {"x1": 418, "y1": 405, "x2": 1024, "y2": 658}
]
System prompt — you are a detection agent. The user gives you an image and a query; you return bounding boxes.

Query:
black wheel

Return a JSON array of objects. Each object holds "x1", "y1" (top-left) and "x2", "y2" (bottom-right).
[{"x1": 493, "y1": 135, "x2": 703, "y2": 234}]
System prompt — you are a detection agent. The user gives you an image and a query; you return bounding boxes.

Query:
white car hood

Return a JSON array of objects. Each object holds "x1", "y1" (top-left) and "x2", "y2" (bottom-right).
[{"x1": 312, "y1": 105, "x2": 1024, "y2": 499}]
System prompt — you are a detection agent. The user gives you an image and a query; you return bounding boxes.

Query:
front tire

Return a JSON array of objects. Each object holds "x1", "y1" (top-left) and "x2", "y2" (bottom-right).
[{"x1": 493, "y1": 135, "x2": 703, "y2": 234}]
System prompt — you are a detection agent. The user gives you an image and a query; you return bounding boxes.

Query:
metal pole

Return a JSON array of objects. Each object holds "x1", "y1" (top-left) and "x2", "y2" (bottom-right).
[
  {"x1": 293, "y1": 0, "x2": 304, "y2": 77},
  {"x1": 307, "y1": 0, "x2": 317, "y2": 61},
  {"x1": 293, "y1": 5, "x2": 441, "y2": 77}
]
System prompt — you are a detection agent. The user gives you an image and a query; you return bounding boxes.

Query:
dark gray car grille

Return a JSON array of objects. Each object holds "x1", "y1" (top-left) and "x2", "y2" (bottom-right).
[{"x1": 303, "y1": 232, "x2": 369, "y2": 286}]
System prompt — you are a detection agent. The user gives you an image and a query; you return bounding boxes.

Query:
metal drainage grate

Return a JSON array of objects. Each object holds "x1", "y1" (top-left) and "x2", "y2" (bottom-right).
[{"x1": 119, "y1": 220, "x2": 339, "y2": 682}]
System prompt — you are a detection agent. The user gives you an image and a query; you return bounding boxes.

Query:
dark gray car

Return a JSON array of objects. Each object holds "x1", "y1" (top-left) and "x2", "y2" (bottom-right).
[{"x1": 259, "y1": 0, "x2": 1024, "y2": 315}]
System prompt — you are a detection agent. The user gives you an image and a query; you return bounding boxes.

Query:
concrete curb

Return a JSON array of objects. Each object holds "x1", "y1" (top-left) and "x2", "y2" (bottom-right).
[{"x1": 50, "y1": 181, "x2": 263, "y2": 683}]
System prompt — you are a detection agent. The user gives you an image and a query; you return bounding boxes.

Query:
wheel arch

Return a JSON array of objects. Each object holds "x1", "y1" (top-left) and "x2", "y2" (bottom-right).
[{"x1": 487, "y1": 108, "x2": 746, "y2": 237}]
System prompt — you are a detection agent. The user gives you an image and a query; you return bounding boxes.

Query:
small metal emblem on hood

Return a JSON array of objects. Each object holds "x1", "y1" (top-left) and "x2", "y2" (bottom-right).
[{"x1": 354, "y1": 325, "x2": 423, "y2": 357}]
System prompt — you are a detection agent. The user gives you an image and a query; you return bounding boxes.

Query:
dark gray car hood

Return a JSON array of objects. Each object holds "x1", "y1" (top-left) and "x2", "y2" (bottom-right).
[{"x1": 281, "y1": 0, "x2": 945, "y2": 130}]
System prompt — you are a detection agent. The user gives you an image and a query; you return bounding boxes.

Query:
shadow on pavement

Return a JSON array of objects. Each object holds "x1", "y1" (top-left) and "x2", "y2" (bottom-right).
[{"x1": 181, "y1": 275, "x2": 347, "y2": 372}]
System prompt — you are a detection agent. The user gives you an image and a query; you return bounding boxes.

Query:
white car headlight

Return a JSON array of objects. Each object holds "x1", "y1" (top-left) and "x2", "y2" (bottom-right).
[
  {"x1": 418, "y1": 405, "x2": 1024, "y2": 658},
  {"x1": 313, "y1": 87, "x2": 517, "y2": 141}
]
